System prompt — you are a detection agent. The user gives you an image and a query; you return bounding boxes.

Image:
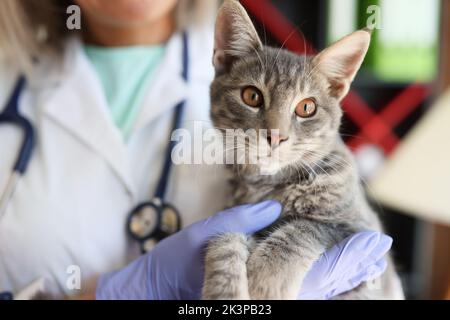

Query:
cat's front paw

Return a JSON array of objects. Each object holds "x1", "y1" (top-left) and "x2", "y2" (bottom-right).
[
  {"x1": 203, "y1": 233, "x2": 250, "y2": 300},
  {"x1": 247, "y1": 260, "x2": 301, "y2": 300}
]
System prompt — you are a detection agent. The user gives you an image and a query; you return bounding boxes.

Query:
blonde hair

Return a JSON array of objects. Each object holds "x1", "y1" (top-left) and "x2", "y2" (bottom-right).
[{"x1": 0, "y1": 0, "x2": 218, "y2": 70}]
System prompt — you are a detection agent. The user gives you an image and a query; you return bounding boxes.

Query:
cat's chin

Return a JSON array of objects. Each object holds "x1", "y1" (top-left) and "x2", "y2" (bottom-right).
[
  {"x1": 231, "y1": 162, "x2": 282, "y2": 178},
  {"x1": 258, "y1": 161, "x2": 282, "y2": 176},
  {"x1": 245, "y1": 160, "x2": 287, "y2": 177},
  {"x1": 248, "y1": 159, "x2": 311, "y2": 179}
]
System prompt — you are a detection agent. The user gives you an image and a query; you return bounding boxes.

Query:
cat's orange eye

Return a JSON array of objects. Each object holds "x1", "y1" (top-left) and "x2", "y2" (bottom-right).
[
  {"x1": 295, "y1": 98, "x2": 317, "y2": 118},
  {"x1": 241, "y1": 86, "x2": 263, "y2": 108}
]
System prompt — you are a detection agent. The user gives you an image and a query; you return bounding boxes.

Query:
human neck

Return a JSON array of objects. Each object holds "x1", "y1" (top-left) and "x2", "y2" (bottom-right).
[{"x1": 82, "y1": 14, "x2": 175, "y2": 47}]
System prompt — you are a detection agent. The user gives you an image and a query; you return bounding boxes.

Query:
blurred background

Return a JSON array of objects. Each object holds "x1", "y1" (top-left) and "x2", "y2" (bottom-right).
[{"x1": 239, "y1": 0, "x2": 450, "y2": 299}]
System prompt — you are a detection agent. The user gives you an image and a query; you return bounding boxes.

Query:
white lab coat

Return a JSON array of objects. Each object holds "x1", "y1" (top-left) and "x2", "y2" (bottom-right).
[{"x1": 0, "y1": 27, "x2": 230, "y2": 298}]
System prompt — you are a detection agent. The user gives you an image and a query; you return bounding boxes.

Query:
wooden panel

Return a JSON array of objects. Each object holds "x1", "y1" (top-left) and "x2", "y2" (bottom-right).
[
  {"x1": 430, "y1": 224, "x2": 450, "y2": 299},
  {"x1": 447, "y1": 284, "x2": 450, "y2": 300},
  {"x1": 429, "y1": 0, "x2": 450, "y2": 300}
]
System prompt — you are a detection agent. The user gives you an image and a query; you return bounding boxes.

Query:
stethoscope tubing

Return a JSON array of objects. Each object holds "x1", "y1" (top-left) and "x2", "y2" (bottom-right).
[
  {"x1": 0, "y1": 76, "x2": 34, "y2": 174},
  {"x1": 127, "y1": 32, "x2": 189, "y2": 250},
  {"x1": 0, "y1": 76, "x2": 35, "y2": 218},
  {"x1": 153, "y1": 32, "x2": 189, "y2": 200},
  {"x1": 0, "y1": 172, "x2": 20, "y2": 218}
]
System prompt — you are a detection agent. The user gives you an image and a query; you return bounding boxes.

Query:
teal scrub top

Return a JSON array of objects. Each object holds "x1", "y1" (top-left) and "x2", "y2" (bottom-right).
[{"x1": 84, "y1": 44, "x2": 166, "y2": 140}]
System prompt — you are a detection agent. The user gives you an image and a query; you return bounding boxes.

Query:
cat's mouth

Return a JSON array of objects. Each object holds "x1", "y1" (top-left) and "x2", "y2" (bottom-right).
[
  {"x1": 241, "y1": 140, "x2": 324, "y2": 177},
  {"x1": 220, "y1": 128, "x2": 310, "y2": 176},
  {"x1": 244, "y1": 140, "x2": 296, "y2": 176}
]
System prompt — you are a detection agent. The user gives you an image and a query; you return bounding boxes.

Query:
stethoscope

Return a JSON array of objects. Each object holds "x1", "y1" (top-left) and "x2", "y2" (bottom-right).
[
  {"x1": 128, "y1": 32, "x2": 189, "y2": 253},
  {"x1": 0, "y1": 32, "x2": 189, "y2": 254},
  {"x1": 0, "y1": 75, "x2": 35, "y2": 218}
]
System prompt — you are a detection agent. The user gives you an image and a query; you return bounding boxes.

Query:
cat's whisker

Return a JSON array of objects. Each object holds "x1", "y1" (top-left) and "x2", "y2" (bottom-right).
[
  {"x1": 303, "y1": 58, "x2": 328, "y2": 84},
  {"x1": 262, "y1": 18, "x2": 268, "y2": 49},
  {"x1": 307, "y1": 149, "x2": 374, "y2": 191},
  {"x1": 313, "y1": 163, "x2": 340, "y2": 209},
  {"x1": 251, "y1": 46, "x2": 265, "y2": 72},
  {"x1": 315, "y1": 166, "x2": 337, "y2": 208},
  {"x1": 291, "y1": 164, "x2": 303, "y2": 185},
  {"x1": 301, "y1": 160, "x2": 324, "y2": 206},
  {"x1": 338, "y1": 133, "x2": 365, "y2": 140},
  {"x1": 271, "y1": 28, "x2": 298, "y2": 76},
  {"x1": 321, "y1": 152, "x2": 386, "y2": 213},
  {"x1": 314, "y1": 152, "x2": 386, "y2": 215},
  {"x1": 262, "y1": 25, "x2": 271, "y2": 72},
  {"x1": 314, "y1": 159, "x2": 344, "y2": 185},
  {"x1": 290, "y1": 149, "x2": 349, "y2": 209}
]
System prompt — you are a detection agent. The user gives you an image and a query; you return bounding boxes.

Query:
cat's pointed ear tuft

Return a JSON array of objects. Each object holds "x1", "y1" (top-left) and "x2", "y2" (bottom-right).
[
  {"x1": 213, "y1": 0, "x2": 263, "y2": 73},
  {"x1": 312, "y1": 29, "x2": 371, "y2": 101}
]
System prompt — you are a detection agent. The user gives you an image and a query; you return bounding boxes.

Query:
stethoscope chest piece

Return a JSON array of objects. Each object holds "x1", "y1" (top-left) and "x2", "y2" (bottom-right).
[
  {"x1": 127, "y1": 198, "x2": 181, "y2": 253},
  {"x1": 126, "y1": 31, "x2": 189, "y2": 254}
]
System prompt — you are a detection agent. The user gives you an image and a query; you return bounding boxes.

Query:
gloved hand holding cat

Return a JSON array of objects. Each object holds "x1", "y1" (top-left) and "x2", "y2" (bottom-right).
[{"x1": 96, "y1": 201, "x2": 391, "y2": 300}]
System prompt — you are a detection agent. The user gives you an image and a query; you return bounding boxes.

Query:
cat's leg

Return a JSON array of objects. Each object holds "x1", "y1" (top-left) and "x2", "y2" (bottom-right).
[
  {"x1": 202, "y1": 233, "x2": 251, "y2": 300},
  {"x1": 247, "y1": 220, "x2": 328, "y2": 300}
]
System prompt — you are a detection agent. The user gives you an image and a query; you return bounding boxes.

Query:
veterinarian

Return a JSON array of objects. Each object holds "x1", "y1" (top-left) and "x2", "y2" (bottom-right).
[{"x1": 0, "y1": 0, "x2": 392, "y2": 300}]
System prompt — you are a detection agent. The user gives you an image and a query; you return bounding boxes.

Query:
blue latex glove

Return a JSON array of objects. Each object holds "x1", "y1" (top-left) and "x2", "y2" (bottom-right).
[
  {"x1": 298, "y1": 231, "x2": 392, "y2": 300},
  {"x1": 96, "y1": 200, "x2": 282, "y2": 300},
  {"x1": 96, "y1": 201, "x2": 392, "y2": 300}
]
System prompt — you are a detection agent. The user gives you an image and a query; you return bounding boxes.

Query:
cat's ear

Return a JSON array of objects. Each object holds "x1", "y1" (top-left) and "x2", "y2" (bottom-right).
[
  {"x1": 213, "y1": 0, "x2": 263, "y2": 73},
  {"x1": 312, "y1": 29, "x2": 371, "y2": 100}
]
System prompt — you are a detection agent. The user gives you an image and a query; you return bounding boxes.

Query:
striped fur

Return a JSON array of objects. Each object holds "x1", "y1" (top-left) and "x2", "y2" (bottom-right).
[{"x1": 203, "y1": 0, "x2": 404, "y2": 300}]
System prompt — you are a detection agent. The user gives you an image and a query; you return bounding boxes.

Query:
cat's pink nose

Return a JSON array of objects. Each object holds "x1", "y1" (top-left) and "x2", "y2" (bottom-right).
[{"x1": 267, "y1": 133, "x2": 289, "y2": 148}]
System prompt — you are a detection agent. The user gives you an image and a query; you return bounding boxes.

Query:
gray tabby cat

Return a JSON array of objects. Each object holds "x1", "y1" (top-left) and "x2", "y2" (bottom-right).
[{"x1": 203, "y1": 0, "x2": 404, "y2": 300}]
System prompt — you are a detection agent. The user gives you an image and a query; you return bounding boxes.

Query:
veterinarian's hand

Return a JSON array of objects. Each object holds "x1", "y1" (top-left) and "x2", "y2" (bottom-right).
[
  {"x1": 96, "y1": 200, "x2": 282, "y2": 300},
  {"x1": 297, "y1": 231, "x2": 392, "y2": 300}
]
